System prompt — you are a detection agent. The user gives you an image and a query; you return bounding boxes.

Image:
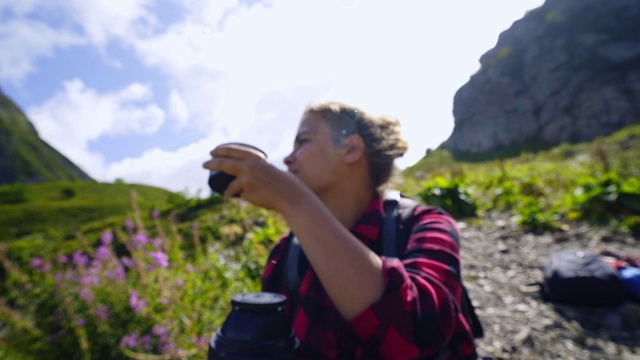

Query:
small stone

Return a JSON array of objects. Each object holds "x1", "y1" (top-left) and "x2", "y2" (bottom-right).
[
  {"x1": 602, "y1": 312, "x2": 622, "y2": 330},
  {"x1": 554, "y1": 232, "x2": 570, "y2": 243}
]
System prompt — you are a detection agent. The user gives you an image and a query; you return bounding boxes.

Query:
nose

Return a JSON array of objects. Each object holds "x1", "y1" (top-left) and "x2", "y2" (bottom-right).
[{"x1": 283, "y1": 151, "x2": 295, "y2": 167}]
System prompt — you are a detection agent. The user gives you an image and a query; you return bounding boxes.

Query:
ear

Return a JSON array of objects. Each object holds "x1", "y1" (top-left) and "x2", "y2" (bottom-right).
[{"x1": 342, "y1": 135, "x2": 365, "y2": 164}]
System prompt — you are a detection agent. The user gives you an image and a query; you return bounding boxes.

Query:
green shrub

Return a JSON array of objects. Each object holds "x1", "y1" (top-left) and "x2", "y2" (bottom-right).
[
  {"x1": 418, "y1": 176, "x2": 478, "y2": 218},
  {"x1": 60, "y1": 187, "x2": 76, "y2": 199},
  {"x1": 516, "y1": 197, "x2": 559, "y2": 233},
  {"x1": 572, "y1": 172, "x2": 640, "y2": 221},
  {"x1": 0, "y1": 183, "x2": 28, "y2": 204}
]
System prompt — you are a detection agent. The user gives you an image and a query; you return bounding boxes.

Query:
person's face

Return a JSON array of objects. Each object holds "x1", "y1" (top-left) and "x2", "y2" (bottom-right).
[{"x1": 283, "y1": 112, "x2": 344, "y2": 195}]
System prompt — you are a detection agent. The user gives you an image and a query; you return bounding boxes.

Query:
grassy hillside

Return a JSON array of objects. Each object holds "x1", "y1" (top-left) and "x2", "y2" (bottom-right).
[
  {"x1": 0, "y1": 181, "x2": 177, "y2": 243},
  {"x1": 399, "y1": 122, "x2": 640, "y2": 233},
  {"x1": 0, "y1": 91, "x2": 91, "y2": 184}
]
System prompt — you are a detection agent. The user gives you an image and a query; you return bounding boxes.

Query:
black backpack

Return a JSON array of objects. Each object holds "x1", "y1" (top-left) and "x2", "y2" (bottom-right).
[
  {"x1": 282, "y1": 191, "x2": 484, "y2": 339},
  {"x1": 540, "y1": 249, "x2": 629, "y2": 306}
]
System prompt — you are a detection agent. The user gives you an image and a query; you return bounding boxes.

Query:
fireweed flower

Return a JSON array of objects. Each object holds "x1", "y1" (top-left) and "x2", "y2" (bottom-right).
[
  {"x1": 80, "y1": 288, "x2": 94, "y2": 302},
  {"x1": 159, "y1": 341, "x2": 176, "y2": 354},
  {"x1": 120, "y1": 333, "x2": 138, "y2": 348},
  {"x1": 152, "y1": 325, "x2": 170, "y2": 344},
  {"x1": 152, "y1": 238, "x2": 163, "y2": 249},
  {"x1": 57, "y1": 255, "x2": 69, "y2": 264},
  {"x1": 95, "y1": 305, "x2": 110, "y2": 321},
  {"x1": 149, "y1": 251, "x2": 169, "y2": 268},
  {"x1": 30, "y1": 257, "x2": 44, "y2": 269},
  {"x1": 105, "y1": 266, "x2": 126, "y2": 281},
  {"x1": 152, "y1": 325, "x2": 167, "y2": 337},
  {"x1": 121, "y1": 257, "x2": 135, "y2": 268},
  {"x1": 140, "y1": 334, "x2": 153, "y2": 350},
  {"x1": 100, "y1": 231, "x2": 113, "y2": 245},
  {"x1": 124, "y1": 218, "x2": 134, "y2": 231},
  {"x1": 133, "y1": 233, "x2": 149, "y2": 246},
  {"x1": 72, "y1": 251, "x2": 89, "y2": 267},
  {"x1": 152, "y1": 209, "x2": 161, "y2": 219},
  {"x1": 95, "y1": 246, "x2": 110, "y2": 261},
  {"x1": 193, "y1": 335, "x2": 208, "y2": 348},
  {"x1": 129, "y1": 291, "x2": 147, "y2": 314}
]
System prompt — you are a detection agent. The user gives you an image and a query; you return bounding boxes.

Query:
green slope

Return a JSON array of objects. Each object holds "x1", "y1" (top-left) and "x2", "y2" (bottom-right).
[
  {"x1": 0, "y1": 181, "x2": 176, "y2": 242},
  {"x1": 0, "y1": 91, "x2": 92, "y2": 184}
]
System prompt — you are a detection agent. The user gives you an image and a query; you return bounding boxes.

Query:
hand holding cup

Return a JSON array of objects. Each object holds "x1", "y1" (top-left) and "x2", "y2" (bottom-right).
[{"x1": 204, "y1": 143, "x2": 268, "y2": 196}]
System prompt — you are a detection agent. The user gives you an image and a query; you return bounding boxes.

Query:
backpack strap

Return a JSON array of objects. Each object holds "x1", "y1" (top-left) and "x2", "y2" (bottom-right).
[
  {"x1": 382, "y1": 190, "x2": 402, "y2": 258},
  {"x1": 283, "y1": 234, "x2": 303, "y2": 294},
  {"x1": 381, "y1": 190, "x2": 484, "y2": 340}
]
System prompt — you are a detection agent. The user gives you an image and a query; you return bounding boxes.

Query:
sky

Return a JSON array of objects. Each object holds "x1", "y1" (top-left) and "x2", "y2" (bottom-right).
[{"x1": 0, "y1": 0, "x2": 545, "y2": 195}]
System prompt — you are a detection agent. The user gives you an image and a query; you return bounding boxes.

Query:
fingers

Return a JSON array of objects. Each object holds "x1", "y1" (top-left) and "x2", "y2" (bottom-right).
[
  {"x1": 224, "y1": 176, "x2": 244, "y2": 197},
  {"x1": 202, "y1": 156, "x2": 244, "y2": 176},
  {"x1": 210, "y1": 144, "x2": 266, "y2": 161}
]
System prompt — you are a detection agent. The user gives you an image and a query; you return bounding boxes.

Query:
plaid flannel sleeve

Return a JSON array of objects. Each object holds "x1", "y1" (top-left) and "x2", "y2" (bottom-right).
[{"x1": 348, "y1": 206, "x2": 475, "y2": 359}]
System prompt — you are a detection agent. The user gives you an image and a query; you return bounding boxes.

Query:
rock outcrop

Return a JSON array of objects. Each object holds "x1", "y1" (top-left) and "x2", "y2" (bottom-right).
[{"x1": 445, "y1": 0, "x2": 640, "y2": 157}]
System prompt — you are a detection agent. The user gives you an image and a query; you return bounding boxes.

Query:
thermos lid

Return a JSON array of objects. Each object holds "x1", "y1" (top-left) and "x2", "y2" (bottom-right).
[{"x1": 231, "y1": 292, "x2": 286, "y2": 312}]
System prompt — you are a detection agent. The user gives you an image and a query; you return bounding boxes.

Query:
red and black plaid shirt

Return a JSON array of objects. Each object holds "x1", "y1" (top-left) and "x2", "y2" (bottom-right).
[{"x1": 262, "y1": 194, "x2": 478, "y2": 359}]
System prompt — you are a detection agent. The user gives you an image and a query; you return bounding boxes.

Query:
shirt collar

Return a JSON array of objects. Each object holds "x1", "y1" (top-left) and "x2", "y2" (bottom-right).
[{"x1": 350, "y1": 192, "x2": 384, "y2": 247}]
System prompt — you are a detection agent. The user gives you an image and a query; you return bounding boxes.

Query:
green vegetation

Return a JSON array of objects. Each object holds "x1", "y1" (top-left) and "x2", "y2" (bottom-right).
[
  {"x1": 401, "y1": 122, "x2": 640, "y2": 234},
  {"x1": 0, "y1": 182, "x2": 175, "y2": 242},
  {"x1": 0, "y1": 91, "x2": 91, "y2": 184},
  {"x1": 0, "y1": 122, "x2": 638, "y2": 359},
  {"x1": 0, "y1": 194, "x2": 283, "y2": 359}
]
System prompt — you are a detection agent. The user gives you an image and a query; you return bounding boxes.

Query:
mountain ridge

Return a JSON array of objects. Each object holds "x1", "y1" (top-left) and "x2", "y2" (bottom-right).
[{"x1": 0, "y1": 90, "x2": 92, "y2": 185}]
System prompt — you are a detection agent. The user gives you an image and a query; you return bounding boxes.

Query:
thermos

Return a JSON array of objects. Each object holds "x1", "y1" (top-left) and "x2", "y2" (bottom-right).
[{"x1": 208, "y1": 292, "x2": 299, "y2": 359}]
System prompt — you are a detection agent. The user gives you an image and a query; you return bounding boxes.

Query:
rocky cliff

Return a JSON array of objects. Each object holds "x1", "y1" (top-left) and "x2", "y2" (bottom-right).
[
  {"x1": 0, "y1": 90, "x2": 92, "y2": 184},
  {"x1": 445, "y1": 0, "x2": 640, "y2": 158}
]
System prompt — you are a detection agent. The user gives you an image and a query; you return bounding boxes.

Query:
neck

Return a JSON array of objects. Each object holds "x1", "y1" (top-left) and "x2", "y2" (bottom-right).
[{"x1": 319, "y1": 176, "x2": 376, "y2": 229}]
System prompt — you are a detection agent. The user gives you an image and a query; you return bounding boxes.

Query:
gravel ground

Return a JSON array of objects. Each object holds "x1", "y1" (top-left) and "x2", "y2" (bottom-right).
[{"x1": 458, "y1": 212, "x2": 640, "y2": 360}]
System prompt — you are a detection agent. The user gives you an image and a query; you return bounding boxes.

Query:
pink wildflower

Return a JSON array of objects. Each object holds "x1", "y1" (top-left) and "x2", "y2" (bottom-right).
[
  {"x1": 129, "y1": 291, "x2": 147, "y2": 314},
  {"x1": 30, "y1": 257, "x2": 44, "y2": 269},
  {"x1": 95, "y1": 246, "x2": 110, "y2": 261},
  {"x1": 95, "y1": 305, "x2": 110, "y2": 321},
  {"x1": 149, "y1": 251, "x2": 169, "y2": 268},
  {"x1": 72, "y1": 251, "x2": 89, "y2": 267},
  {"x1": 120, "y1": 333, "x2": 138, "y2": 348},
  {"x1": 100, "y1": 231, "x2": 113, "y2": 245},
  {"x1": 124, "y1": 218, "x2": 134, "y2": 231}
]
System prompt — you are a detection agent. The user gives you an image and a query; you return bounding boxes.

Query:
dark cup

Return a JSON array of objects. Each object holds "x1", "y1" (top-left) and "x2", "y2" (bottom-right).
[
  {"x1": 208, "y1": 143, "x2": 267, "y2": 195},
  {"x1": 208, "y1": 292, "x2": 298, "y2": 359}
]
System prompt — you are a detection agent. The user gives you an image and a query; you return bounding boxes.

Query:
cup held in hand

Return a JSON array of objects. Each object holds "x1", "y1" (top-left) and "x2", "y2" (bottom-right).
[{"x1": 208, "y1": 143, "x2": 267, "y2": 195}]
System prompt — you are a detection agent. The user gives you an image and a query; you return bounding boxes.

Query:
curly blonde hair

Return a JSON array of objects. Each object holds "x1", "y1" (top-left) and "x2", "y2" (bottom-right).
[{"x1": 303, "y1": 101, "x2": 408, "y2": 189}]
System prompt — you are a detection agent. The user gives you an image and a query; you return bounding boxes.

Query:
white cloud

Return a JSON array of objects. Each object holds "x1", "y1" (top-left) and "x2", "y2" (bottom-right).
[
  {"x1": 26, "y1": 79, "x2": 165, "y2": 177},
  {"x1": 0, "y1": 0, "x2": 156, "y2": 83},
  {"x1": 57, "y1": 0, "x2": 156, "y2": 46},
  {"x1": 0, "y1": 19, "x2": 85, "y2": 83},
  {"x1": 168, "y1": 90, "x2": 190, "y2": 129}
]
